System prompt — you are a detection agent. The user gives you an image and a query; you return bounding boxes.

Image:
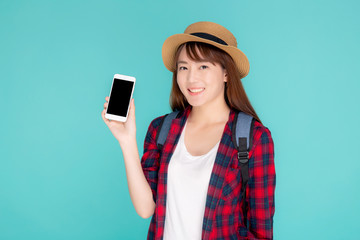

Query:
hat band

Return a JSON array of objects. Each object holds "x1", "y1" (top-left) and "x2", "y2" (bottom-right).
[{"x1": 190, "y1": 32, "x2": 228, "y2": 46}]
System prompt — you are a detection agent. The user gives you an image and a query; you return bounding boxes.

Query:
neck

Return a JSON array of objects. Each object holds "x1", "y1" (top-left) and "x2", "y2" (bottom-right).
[{"x1": 188, "y1": 99, "x2": 230, "y2": 125}]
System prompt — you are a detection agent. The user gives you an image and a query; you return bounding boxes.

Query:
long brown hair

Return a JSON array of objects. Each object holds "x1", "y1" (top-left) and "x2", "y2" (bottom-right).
[{"x1": 170, "y1": 41, "x2": 262, "y2": 124}]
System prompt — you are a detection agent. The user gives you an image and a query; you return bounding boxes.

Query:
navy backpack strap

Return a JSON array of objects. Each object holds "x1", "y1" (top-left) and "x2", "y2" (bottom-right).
[
  {"x1": 155, "y1": 111, "x2": 180, "y2": 150},
  {"x1": 232, "y1": 111, "x2": 254, "y2": 229}
]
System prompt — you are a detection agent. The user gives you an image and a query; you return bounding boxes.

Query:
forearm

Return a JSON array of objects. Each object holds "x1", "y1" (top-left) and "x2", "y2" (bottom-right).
[{"x1": 120, "y1": 138, "x2": 155, "y2": 219}]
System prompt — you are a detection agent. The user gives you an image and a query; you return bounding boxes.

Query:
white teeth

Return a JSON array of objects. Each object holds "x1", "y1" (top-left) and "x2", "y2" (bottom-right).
[{"x1": 189, "y1": 88, "x2": 204, "y2": 93}]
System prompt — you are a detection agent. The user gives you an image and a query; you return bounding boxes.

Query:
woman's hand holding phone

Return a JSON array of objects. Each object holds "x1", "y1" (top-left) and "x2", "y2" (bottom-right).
[{"x1": 102, "y1": 96, "x2": 136, "y2": 145}]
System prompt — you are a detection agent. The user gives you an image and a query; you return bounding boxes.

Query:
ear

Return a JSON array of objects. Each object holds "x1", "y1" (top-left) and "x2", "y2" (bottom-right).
[{"x1": 224, "y1": 69, "x2": 228, "y2": 82}]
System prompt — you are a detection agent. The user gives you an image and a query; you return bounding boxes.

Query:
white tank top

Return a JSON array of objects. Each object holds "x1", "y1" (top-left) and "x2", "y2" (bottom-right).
[{"x1": 163, "y1": 121, "x2": 220, "y2": 240}]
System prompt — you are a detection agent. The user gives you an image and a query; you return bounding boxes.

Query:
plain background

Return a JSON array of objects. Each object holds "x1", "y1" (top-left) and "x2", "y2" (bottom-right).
[{"x1": 1, "y1": 0, "x2": 359, "y2": 239}]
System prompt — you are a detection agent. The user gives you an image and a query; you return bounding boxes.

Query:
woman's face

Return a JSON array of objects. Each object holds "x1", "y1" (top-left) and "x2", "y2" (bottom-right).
[{"x1": 176, "y1": 46, "x2": 227, "y2": 108}]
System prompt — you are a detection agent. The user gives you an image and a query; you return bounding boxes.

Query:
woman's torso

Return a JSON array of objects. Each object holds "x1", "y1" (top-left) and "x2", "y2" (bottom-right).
[{"x1": 163, "y1": 120, "x2": 221, "y2": 239}]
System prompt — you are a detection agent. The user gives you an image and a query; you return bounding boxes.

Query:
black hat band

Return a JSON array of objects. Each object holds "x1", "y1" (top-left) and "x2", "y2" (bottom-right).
[{"x1": 190, "y1": 32, "x2": 228, "y2": 46}]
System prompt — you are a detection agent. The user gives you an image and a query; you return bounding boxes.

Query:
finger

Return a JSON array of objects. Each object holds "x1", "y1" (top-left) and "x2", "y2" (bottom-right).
[
  {"x1": 105, "y1": 96, "x2": 109, "y2": 102},
  {"x1": 129, "y1": 98, "x2": 135, "y2": 119},
  {"x1": 101, "y1": 109, "x2": 111, "y2": 124},
  {"x1": 104, "y1": 102, "x2": 108, "y2": 109}
]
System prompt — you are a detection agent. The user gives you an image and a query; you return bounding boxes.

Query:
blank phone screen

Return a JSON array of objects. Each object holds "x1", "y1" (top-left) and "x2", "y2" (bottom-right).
[{"x1": 107, "y1": 78, "x2": 134, "y2": 117}]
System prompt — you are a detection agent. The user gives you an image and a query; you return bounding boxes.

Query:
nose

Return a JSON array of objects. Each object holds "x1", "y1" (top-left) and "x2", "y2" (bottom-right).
[{"x1": 187, "y1": 68, "x2": 199, "y2": 83}]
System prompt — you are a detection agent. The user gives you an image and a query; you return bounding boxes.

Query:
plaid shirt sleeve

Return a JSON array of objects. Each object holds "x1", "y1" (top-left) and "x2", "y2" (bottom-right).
[
  {"x1": 245, "y1": 126, "x2": 276, "y2": 239},
  {"x1": 140, "y1": 116, "x2": 164, "y2": 203}
]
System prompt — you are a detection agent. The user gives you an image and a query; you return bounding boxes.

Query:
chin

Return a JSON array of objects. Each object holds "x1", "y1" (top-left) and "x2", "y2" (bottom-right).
[{"x1": 186, "y1": 99, "x2": 205, "y2": 107}]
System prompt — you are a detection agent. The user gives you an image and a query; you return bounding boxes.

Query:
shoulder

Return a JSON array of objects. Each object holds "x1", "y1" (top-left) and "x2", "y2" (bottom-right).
[
  {"x1": 145, "y1": 115, "x2": 166, "y2": 139},
  {"x1": 148, "y1": 108, "x2": 185, "y2": 129},
  {"x1": 146, "y1": 110, "x2": 181, "y2": 133},
  {"x1": 251, "y1": 120, "x2": 273, "y2": 147},
  {"x1": 143, "y1": 115, "x2": 167, "y2": 145},
  {"x1": 144, "y1": 111, "x2": 182, "y2": 144},
  {"x1": 148, "y1": 115, "x2": 166, "y2": 130}
]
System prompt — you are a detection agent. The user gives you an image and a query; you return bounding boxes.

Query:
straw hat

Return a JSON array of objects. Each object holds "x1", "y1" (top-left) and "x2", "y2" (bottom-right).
[{"x1": 162, "y1": 21, "x2": 250, "y2": 79}]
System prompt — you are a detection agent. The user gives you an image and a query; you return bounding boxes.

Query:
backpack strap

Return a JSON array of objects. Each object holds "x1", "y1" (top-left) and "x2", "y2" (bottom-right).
[
  {"x1": 155, "y1": 111, "x2": 180, "y2": 150},
  {"x1": 232, "y1": 111, "x2": 254, "y2": 229}
]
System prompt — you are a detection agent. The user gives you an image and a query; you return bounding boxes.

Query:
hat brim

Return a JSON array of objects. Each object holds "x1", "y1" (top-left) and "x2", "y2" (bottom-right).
[{"x1": 162, "y1": 33, "x2": 250, "y2": 78}]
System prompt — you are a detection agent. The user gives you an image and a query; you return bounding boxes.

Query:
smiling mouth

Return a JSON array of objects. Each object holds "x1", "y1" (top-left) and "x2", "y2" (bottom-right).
[{"x1": 188, "y1": 88, "x2": 205, "y2": 93}]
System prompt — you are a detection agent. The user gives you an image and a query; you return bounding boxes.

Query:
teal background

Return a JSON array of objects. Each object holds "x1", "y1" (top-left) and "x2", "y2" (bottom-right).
[{"x1": 1, "y1": 0, "x2": 359, "y2": 239}]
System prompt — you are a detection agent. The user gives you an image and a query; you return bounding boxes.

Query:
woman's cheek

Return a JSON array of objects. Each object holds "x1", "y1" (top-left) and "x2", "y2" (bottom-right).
[{"x1": 177, "y1": 79, "x2": 187, "y2": 95}]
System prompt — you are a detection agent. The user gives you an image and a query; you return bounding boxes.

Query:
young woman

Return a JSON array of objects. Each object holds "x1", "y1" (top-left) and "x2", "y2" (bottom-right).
[{"x1": 102, "y1": 21, "x2": 275, "y2": 240}]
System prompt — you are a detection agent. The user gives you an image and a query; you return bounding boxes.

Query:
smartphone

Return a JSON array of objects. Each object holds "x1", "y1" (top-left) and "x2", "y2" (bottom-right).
[{"x1": 105, "y1": 74, "x2": 136, "y2": 122}]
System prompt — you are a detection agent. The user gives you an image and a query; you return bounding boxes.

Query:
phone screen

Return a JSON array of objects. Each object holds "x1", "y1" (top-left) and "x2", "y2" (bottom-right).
[{"x1": 107, "y1": 78, "x2": 134, "y2": 117}]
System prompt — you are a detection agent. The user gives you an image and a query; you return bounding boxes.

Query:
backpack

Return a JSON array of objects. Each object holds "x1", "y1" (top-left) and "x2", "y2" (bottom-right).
[{"x1": 155, "y1": 110, "x2": 254, "y2": 228}]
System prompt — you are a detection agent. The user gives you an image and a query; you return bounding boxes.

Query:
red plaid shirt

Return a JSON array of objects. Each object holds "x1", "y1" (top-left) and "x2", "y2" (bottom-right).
[{"x1": 141, "y1": 106, "x2": 276, "y2": 239}]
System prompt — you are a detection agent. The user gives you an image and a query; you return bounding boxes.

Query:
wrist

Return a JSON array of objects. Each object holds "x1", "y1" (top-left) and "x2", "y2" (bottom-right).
[{"x1": 118, "y1": 136, "x2": 137, "y2": 148}]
